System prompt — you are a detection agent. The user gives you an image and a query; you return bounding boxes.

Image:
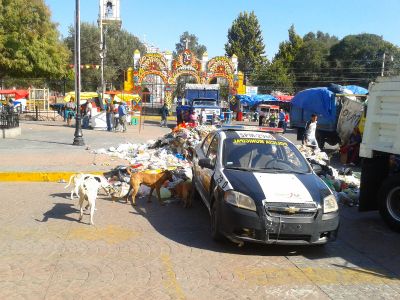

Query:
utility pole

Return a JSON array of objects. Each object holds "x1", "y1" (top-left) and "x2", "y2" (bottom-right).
[
  {"x1": 381, "y1": 52, "x2": 386, "y2": 77},
  {"x1": 73, "y1": 0, "x2": 84, "y2": 146},
  {"x1": 100, "y1": 21, "x2": 105, "y2": 107}
]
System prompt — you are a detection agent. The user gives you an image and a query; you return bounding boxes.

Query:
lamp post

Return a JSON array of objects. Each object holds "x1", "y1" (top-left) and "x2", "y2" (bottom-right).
[{"x1": 73, "y1": 0, "x2": 84, "y2": 146}]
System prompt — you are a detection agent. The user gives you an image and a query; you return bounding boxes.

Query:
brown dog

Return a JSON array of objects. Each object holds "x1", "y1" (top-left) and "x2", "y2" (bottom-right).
[
  {"x1": 171, "y1": 180, "x2": 192, "y2": 208},
  {"x1": 127, "y1": 169, "x2": 173, "y2": 206}
]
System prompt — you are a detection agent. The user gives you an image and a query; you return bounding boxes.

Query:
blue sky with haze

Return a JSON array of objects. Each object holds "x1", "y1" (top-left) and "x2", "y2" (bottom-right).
[{"x1": 45, "y1": 0, "x2": 400, "y2": 59}]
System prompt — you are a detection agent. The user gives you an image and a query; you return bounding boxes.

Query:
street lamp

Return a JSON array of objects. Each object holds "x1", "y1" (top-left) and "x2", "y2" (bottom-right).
[{"x1": 73, "y1": 0, "x2": 84, "y2": 146}]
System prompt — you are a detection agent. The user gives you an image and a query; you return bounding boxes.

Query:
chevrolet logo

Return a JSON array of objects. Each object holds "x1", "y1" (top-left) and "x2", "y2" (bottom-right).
[{"x1": 285, "y1": 206, "x2": 300, "y2": 214}]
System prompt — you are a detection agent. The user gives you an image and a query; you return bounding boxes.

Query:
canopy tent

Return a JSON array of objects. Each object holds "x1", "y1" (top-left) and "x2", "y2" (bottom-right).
[
  {"x1": 0, "y1": 89, "x2": 29, "y2": 100},
  {"x1": 235, "y1": 94, "x2": 279, "y2": 106},
  {"x1": 275, "y1": 95, "x2": 294, "y2": 101},
  {"x1": 115, "y1": 93, "x2": 141, "y2": 103},
  {"x1": 64, "y1": 92, "x2": 99, "y2": 103},
  {"x1": 343, "y1": 85, "x2": 368, "y2": 95}
]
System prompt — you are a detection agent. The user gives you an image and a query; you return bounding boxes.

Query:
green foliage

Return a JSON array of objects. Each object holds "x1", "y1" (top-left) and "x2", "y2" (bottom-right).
[
  {"x1": 329, "y1": 33, "x2": 400, "y2": 87},
  {"x1": 174, "y1": 31, "x2": 207, "y2": 59},
  {"x1": 293, "y1": 31, "x2": 339, "y2": 89},
  {"x1": 274, "y1": 25, "x2": 303, "y2": 71},
  {"x1": 251, "y1": 60, "x2": 294, "y2": 94},
  {"x1": 64, "y1": 22, "x2": 146, "y2": 91},
  {"x1": 225, "y1": 11, "x2": 266, "y2": 73},
  {"x1": 0, "y1": 0, "x2": 70, "y2": 79}
]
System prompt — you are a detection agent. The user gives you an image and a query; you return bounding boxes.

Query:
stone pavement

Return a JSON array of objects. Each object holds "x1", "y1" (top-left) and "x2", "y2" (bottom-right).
[
  {"x1": 0, "y1": 120, "x2": 172, "y2": 173},
  {"x1": 0, "y1": 120, "x2": 399, "y2": 299},
  {"x1": 0, "y1": 182, "x2": 399, "y2": 299}
]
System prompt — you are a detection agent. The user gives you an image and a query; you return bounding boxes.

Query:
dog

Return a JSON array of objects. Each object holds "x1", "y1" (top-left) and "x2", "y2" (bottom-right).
[
  {"x1": 126, "y1": 169, "x2": 173, "y2": 206},
  {"x1": 170, "y1": 180, "x2": 192, "y2": 208},
  {"x1": 65, "y1": 173, "x2": 114, "y2": 200},
  {"x1": 77, "y1": 176, "x2": 101, "y2": 225}
]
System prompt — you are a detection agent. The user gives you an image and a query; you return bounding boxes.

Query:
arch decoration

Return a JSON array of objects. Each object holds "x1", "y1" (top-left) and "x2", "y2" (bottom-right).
[{"x1": 124, "y1": 49, "x2": 239, "y2": 107}]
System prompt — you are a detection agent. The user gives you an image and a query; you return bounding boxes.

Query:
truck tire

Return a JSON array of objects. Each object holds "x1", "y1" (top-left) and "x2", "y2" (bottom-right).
[{"x1": 378, "y1": 174, "x2": 400, "y2": 232}]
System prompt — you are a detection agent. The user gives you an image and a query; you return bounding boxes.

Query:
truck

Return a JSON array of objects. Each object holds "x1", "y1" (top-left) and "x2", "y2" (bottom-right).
[
  {"x1": 359, "y1": 76, "x2": 400, "y2": 232},
  {"x1": 290, "y1": 86, "x2": 368, "y2": 148},
  {"x1": 178, "y1": 84, "x2": 221, "y2": 123}
]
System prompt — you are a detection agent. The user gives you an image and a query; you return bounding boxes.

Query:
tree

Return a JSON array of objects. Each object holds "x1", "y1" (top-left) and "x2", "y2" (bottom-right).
[
  {"x1": 292, "y1": 31, "x2": 338, "y2": 89},
  {"x1": 274, "y1": 25, "x2": 303, "y2": 71},
  {"x1": 329, "y1": 34, "x2": 400, "y2": 87},
  {"x1": 0, "y1": 0, "x2": 70, "y2": 79},
  {"x1": 251, "y1": 60, "x2": 295, "y2": 94},
  {"x1": 225, "y1": 11, "x2": 266, "y2": 73},
  {"x1": 64, "y1": 23, "x2": 146, "y2": 91},
  {"x1": 174, "y1": 31, "x2": 207, "y2": 58}
]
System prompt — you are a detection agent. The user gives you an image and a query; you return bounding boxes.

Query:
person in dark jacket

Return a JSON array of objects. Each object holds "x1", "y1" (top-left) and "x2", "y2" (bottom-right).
[{"x1": 160, "y1": 103, "x2": 169, "y2": 127}]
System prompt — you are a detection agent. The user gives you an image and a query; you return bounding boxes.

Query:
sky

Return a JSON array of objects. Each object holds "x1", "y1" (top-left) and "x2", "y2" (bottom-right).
[{"x1": 45, "y1": 0, "x2": 400, "y2": 60}]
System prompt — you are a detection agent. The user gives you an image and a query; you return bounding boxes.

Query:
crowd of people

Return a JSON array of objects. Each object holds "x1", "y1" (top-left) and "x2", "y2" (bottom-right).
[
  {"x1": 174, "y1": 106, "x2": 233, "y2": 127},
  {"x1": 257, "y1": 108, "x2": 290, "y2": 133},
  {"x1": 63, "y1": 98, "x2": 128, "y2": 132}
]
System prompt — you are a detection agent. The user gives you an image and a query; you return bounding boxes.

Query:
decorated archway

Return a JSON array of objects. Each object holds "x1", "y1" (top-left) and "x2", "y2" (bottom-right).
[{"x1": 124, "y1": 48, "x2": 239, "y2": 107}]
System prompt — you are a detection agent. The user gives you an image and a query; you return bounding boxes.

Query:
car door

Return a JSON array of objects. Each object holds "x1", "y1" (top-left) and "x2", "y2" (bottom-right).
[
  {"x1": 194, "y1": 133, "x2": 215, "y2": 202},
  {"x1": 201, "y1": 134, "x2": 220, "y2": 208}
]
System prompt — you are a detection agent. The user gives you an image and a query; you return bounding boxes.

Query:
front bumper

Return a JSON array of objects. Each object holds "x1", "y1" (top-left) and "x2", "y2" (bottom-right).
[{"x1": 219, "y1": 201, "x2": 339, "y2": 245}]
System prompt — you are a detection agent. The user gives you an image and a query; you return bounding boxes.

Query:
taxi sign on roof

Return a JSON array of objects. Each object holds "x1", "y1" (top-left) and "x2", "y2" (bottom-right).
[{"x1": 220, "y1": 125, "x2": 284, "y2": 134}]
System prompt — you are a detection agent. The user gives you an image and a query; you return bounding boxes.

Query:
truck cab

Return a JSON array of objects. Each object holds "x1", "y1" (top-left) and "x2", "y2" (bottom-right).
[{"x1": 183, "y1": 84, "x2": 221, "y2": 124}]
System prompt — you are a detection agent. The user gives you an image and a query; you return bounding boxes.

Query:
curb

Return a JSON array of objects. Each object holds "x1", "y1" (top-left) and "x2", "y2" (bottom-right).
[{"x1": 0, "y1": 171, "x2": 105, "y2": 182}]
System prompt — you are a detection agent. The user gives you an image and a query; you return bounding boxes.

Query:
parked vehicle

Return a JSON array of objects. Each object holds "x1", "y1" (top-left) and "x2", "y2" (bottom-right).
[
  {"x1": 191, "y1": 125, "x2": 339, "y2": 245},
  {"x1": 178, "y1": 84, "x2": 221, "y2": 124},
  {"x1": 290, "y1": 86, "x2": 367, "y2": 148},
  {"x1": 359, "y1": 76, "x2": 400, "y2": 232}
]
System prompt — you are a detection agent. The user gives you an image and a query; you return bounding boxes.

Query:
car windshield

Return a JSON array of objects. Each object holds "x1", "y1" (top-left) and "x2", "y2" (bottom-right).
[
  {"x1": 223, "y1": 137, "x2": 311, "y2": 173},
  {"x1": 193, "y1": 100, "x2": 218, "y2": 107}
]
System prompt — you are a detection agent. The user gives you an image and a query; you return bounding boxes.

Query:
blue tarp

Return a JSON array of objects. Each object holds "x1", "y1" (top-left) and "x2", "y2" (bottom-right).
[
  {"x1": 235, "y1": 94, "x2": 278, "y2": 106},
  {"x1": 291, "y1": 88, "x2": 336, "y2": 121},
  {"x1": 343, "y1": 85, "x2": 368, "y2": 95}
]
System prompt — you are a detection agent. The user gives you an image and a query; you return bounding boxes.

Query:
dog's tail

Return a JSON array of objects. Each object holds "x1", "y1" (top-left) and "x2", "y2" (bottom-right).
[{"x1": 64, "y1": 174, "x2": 75, "y2": 189}]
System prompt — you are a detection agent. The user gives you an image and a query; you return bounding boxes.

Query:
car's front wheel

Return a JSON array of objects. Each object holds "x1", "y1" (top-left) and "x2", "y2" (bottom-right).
[{"x1": 211, "y1": 200, "x2": 223, "y2": 241}]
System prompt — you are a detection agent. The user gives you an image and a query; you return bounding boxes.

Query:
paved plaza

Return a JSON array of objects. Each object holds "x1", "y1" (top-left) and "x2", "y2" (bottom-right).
[{"x1": 0, "y1": 121, "x2": 399, "y2": 299}]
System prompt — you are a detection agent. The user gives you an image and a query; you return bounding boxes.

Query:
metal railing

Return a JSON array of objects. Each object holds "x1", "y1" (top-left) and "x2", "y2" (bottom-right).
[{"x1": 0, "y1": 107, "x2": 19, "y2": 129}]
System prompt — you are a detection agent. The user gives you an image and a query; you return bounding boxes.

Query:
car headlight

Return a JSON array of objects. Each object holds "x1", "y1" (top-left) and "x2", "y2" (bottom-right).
[
  {"x1": 323, "y1": 194, "x2": 338, "y2": 213},
  {"x1": 224, "y1": 191, "x2": 257, "y2": 211}
]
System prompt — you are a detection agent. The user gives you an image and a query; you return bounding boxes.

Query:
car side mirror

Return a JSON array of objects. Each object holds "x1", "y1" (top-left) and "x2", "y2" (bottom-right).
[
  {"x1": 199, "y1": 158, "x2": 213, "y2": 169},
  {"x1": 311, "y1": 164, "x2": 323, "y2": 175}
]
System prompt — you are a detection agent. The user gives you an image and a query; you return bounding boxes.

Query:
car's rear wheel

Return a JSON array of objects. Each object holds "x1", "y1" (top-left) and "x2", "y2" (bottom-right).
[{"x1": 211, "y1": 200, "x2": 223, "y2": 241}]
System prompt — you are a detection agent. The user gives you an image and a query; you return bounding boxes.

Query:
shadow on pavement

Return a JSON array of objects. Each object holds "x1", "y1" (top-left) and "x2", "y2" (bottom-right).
[
  {"x1": 50, "y1": 192, "x2": 72, "y2": 199},
  {"x1": 35, "y1": 203, "x2": 80, "y2": 223},
  {"x1": 7, "y1": 138, "x2": 73, "y2": 146},
  {"x1": 129, "y1": 195, "x2": 400, "y2": 280}
]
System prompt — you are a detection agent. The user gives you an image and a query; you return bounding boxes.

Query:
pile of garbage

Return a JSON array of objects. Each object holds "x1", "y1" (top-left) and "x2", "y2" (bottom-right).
[
  {"x1": 96, "y1": 125, "x2": 217, "y2": 200},
  {"x1": 297, "y1": 145, "x2": 361, "y2": 207}
]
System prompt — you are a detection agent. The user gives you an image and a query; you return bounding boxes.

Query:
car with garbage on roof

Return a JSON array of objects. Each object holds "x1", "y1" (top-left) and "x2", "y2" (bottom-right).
[{"x1": 191, "y1": 125, "x2": 340, "y2": 245}]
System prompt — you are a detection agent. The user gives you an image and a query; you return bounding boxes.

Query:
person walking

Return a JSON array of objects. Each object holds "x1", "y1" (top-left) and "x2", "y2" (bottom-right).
[
  {"x1": 118, "y1": 101, "x2": 128, "y2": 132},
  {"x1": 160, "y1": 103, "x2": 169, "y2": 127},
  {"x1": 278, "y1": 109, "x2": 285, "y2": 129},
  {"x1": 65, "y1": 99, "x2": 76, "y2": 126},
  {"x1": 283, "y1": 111, "x2": 289, "y2": 133},
  {"x1": 258, "y1": 109, "x2": 265, "y2": 126},
  {"x1": 268, "y1": 112, "x2": 277, "y2": 127},
  {"x1": 200, "y1": 108, "x2": 207, "y2": 125},
  {"x1": 303, "y1": 114, "x2": 318, "y2": 148},
  {"x1": 105, "y1": 99, "x2": 114, "y2": 132}
]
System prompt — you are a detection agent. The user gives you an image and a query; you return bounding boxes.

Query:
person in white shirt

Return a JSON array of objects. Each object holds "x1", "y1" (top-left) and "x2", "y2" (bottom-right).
[
  {"x1": 200, "y1": 109, "x2": 207, "y2": 125},
  {"x1": 303, "y1": 114, "x2": 318, "y2": 148}
]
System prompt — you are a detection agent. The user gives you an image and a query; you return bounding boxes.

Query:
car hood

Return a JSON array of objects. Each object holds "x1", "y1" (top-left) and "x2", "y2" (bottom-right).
[{"x1": 222, "y1": 169, "x2": 329, "y2": 204}]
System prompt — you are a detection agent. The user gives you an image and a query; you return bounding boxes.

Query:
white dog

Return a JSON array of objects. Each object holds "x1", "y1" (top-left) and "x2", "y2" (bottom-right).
[
  {"x1": 78, "y1": 176, "x2": 101, "y2": 225},
  {"x1": 65, "y1": 173, "x2": 113, "y2": 200}
]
